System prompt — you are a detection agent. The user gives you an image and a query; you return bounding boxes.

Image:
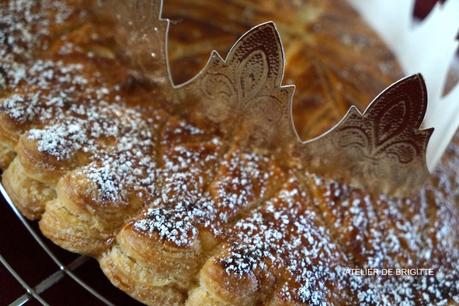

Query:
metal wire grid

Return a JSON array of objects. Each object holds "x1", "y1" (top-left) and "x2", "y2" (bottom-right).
[{"x1": 0, "y1": 183, "x2": 115, "y2": 306}]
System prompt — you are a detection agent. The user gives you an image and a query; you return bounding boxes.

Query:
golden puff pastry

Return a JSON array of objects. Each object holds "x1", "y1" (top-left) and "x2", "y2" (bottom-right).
[{"x1": 1, "y1": 0, "x2": 458, "y2": 306}]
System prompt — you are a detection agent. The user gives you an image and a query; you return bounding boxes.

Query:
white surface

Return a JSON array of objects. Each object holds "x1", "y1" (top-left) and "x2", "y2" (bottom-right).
[{"x1": 349, "y1": 0, "x2": 459, "y2": 171}]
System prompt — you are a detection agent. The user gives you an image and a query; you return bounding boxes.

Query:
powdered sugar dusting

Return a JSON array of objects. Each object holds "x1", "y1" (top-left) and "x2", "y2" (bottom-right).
[
  {"x1": 0, "y1": 0, "x2": 79, "y2": 89},
  {"x1": 132, "y1": 137, "x2": 223, "y2": 246},
  {"x1": 28, "y1": 119, "x2": 88, "y2": 160},
  {"x1": 1, "y1": 2, "x2": 458, "y2": 304},
  {"x1": 132, "y1": 146, "x2": 281, "y2": 247},
  {"x1": 210, "y1": 149, "x2": 279, "y2": 223},
  {"x1": 1, "y1": 1, "x2": 165, "y2": 205},
  {"x1": 1, "y1": 60, "x2": 92, "y2": 125},
  {"x1": 3, "y1": 56, "x2": 165, "y2": 204},
  {"x1": 218, "y1": 175, "x2": 351, "y2": 305},
  {"x1": 306, "y1": 168, "x2": 459, "y2": 305}
]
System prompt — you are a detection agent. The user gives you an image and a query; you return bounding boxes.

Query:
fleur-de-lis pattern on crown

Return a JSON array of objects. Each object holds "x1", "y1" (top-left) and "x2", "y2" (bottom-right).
[
  {"x1": 298, "y1": 74, "x2": 433, "y2": 196},
  {"x1": 98, "y1": 0, "x2": 433, "y2": 197},
  {"x1": 179, "y1": 22, "x2": 295, "y2": 147}
]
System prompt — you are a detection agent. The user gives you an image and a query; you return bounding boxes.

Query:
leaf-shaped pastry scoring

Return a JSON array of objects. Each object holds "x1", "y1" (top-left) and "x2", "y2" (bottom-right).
[
  {"x1": 181, "y1": 22, "x2": 294, "y2": 148},
  {"x1": 298, "y1": 74, "x2": 433, "y2": 197}
]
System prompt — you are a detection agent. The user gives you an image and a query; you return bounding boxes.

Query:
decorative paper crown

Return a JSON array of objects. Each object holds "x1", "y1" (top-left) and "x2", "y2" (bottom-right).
[{"x1": 98, "y1": 0, "x2": 459, "y2": 197}]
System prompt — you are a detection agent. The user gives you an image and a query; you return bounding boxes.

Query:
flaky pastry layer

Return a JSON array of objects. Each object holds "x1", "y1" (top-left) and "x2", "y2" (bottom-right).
[{"x1": 1, "y1": 1, "x2": 458, "y2": 306}]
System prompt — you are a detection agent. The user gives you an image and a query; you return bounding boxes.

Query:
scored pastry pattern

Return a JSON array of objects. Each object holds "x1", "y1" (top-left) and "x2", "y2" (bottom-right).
[{"x1": 1, "y1": 0, "x2": 458, "y2": 306}]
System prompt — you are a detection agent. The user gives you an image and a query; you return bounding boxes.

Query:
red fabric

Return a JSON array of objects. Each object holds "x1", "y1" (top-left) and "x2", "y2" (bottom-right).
[{"x1": 414, "y1": 0, "x2": 444, "y2": 20}]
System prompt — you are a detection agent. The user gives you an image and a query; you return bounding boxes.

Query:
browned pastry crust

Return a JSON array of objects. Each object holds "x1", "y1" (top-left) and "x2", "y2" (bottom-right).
[
  {"x1": 0, "y1": 143, "x2": 16, "y2": 170},
  {"x1": 1, "y1": 1, "x2": 458, "y2": 306},
  {"x1": 186, "y1": 174, "x2": 353, "y2": 306},
  {"x1": 99, "y1": 140, "x2": 285, "y2": 304},
  {"x1": 2, "y1": 158, "x2": 55, "y2": 219}
]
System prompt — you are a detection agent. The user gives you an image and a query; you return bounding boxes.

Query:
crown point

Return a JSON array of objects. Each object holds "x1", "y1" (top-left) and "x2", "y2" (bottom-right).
[{"x1": 297, "y1": 74, "x2": 433, "y2": 197}]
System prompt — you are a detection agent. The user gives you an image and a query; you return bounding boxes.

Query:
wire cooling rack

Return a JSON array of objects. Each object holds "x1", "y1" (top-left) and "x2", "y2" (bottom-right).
[
  {"x1": 0, "y1": 2, "x2": 453, "y2": 305},
  {"x1": 0, "y1": 183, "x2": 143, "y2": 306}
]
